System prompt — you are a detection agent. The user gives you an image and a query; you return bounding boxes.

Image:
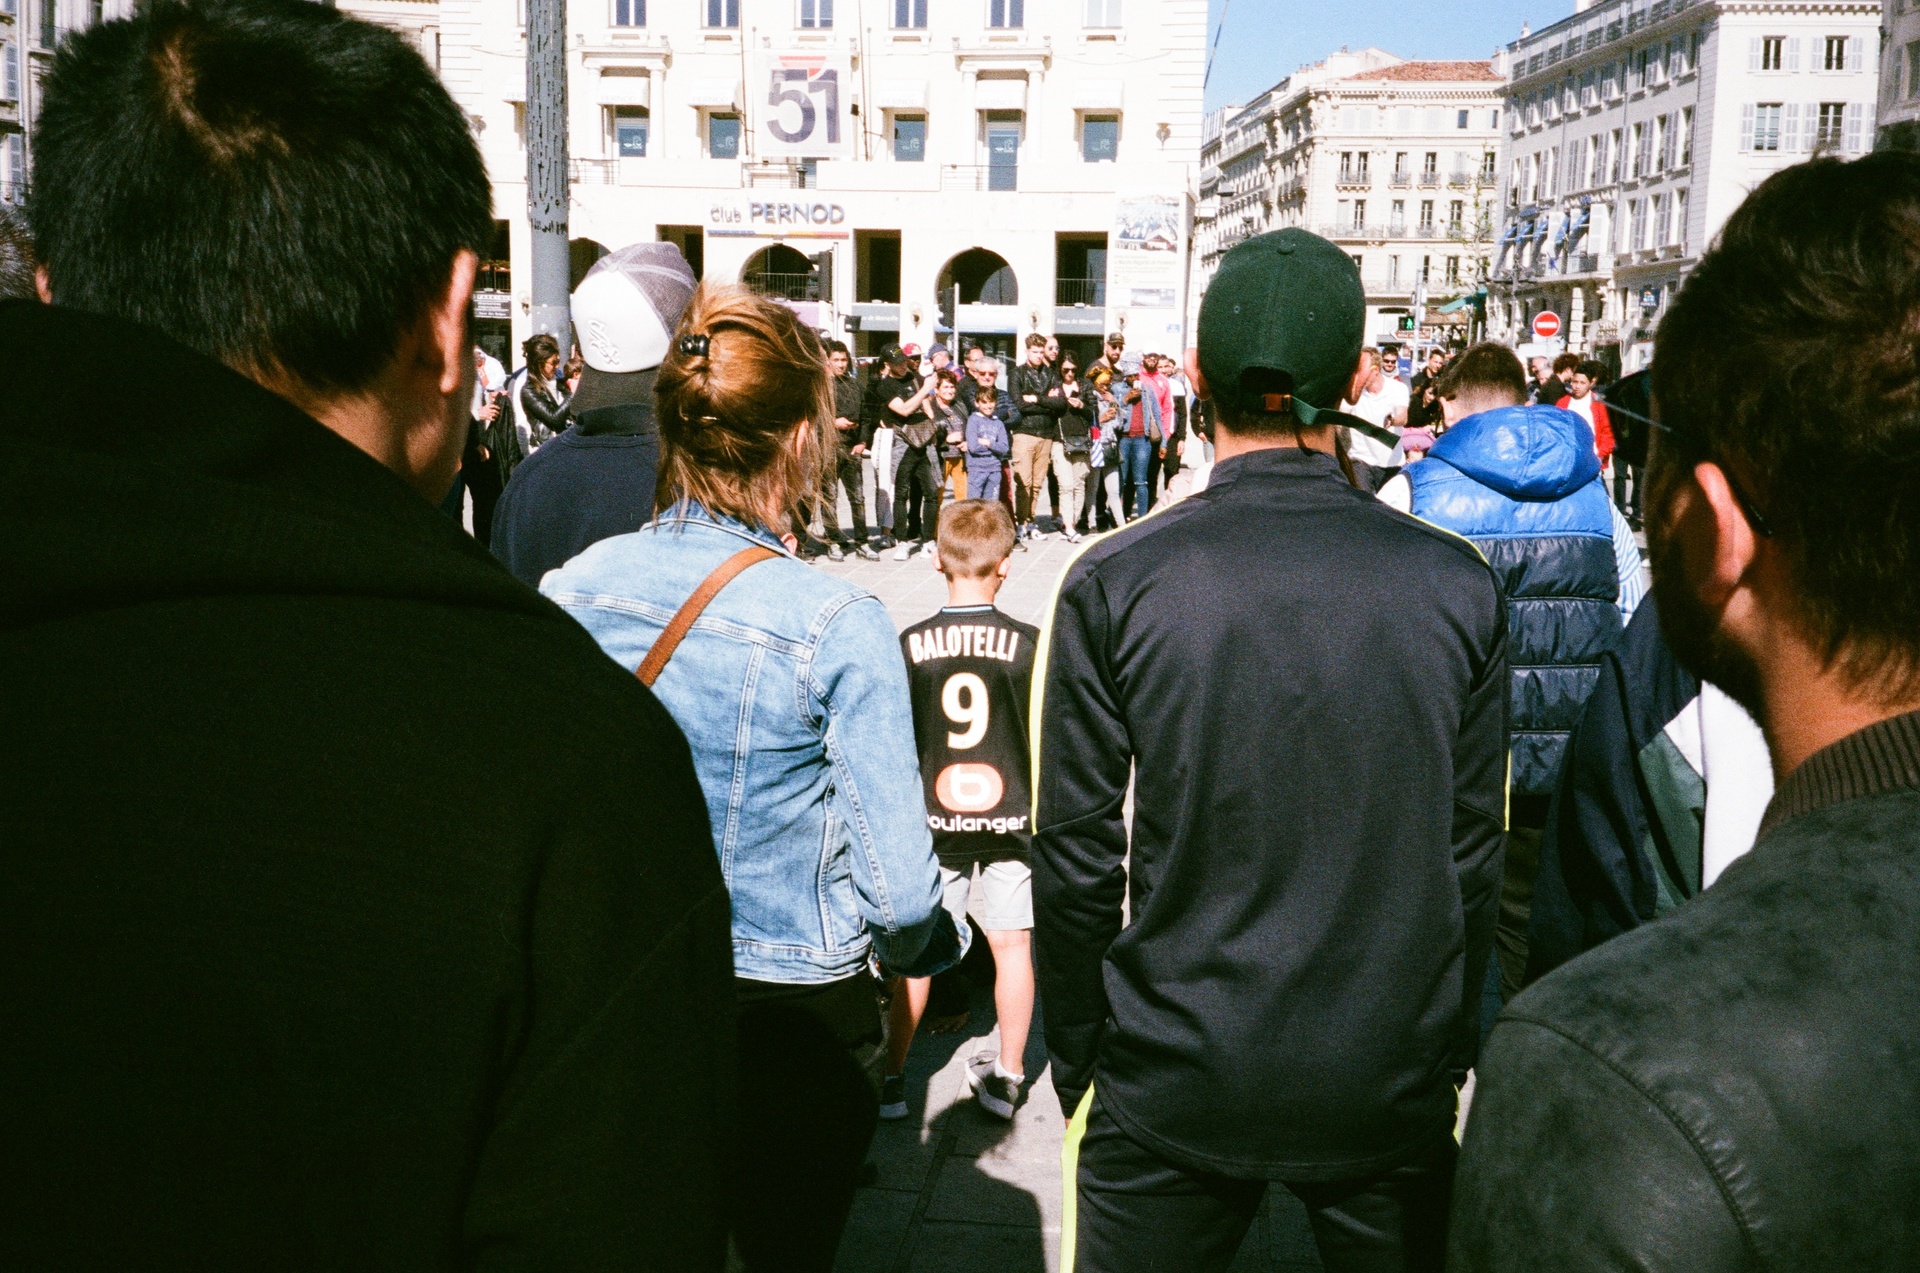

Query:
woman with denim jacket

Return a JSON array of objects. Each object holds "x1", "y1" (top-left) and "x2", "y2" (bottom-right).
[{"x1": 541, "y1": 284, "x2": 965, "y2": 1272}]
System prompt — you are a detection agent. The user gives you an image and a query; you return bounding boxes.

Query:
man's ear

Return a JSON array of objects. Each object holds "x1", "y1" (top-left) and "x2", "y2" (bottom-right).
[
  {"x1": 1689, "y1": 460, "x2": 1763, "y2": 609},
  {"x1": 1184, "y1": 347, "x2": 1209, "y2": 401},
  {"x1": 423, "y1": 249, "x2": 479, "y2": 397},
  {"x1": 996, "y1": 555, "x2": 1012, "y2": 582},
  {"x1": 1344, "y1": 351, "x2": 1372, "y2": 406},
  {"x1": 34, "y1": 266, "x2": 51, "y2": 304},
  {"x1": 927, "y1": 545, "x2": 943, "y2": 574}
]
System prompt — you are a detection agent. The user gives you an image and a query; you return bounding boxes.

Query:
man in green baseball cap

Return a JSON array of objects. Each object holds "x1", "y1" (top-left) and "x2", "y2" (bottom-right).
[{"x1": 1033, "y1": 227, "x2": 1509, "y2": 1271}]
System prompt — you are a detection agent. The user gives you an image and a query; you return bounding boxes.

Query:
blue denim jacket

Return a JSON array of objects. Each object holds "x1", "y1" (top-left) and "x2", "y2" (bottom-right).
[{"x1": 542, "y1": 503, "x2": 966, "y2": 984}]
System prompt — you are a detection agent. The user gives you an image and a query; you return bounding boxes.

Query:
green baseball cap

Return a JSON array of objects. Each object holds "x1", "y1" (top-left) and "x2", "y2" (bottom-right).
[{"x1": 1198, "y1": 228, "x2": 1371, "y2": 433}]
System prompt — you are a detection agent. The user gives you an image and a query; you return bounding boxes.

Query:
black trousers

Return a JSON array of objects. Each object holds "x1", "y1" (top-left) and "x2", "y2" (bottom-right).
[
  {"x1": 461, "y1": 438, "x2": 503, "y2": 547},
  {"x1": 1071, "y1": 1092, "x2": 1455, "y2": 1273},
  {"x1": 731, "y1": 979, "x2": 881, "y2": 1273},
  {"x1": 820, "y1": 450, "x2": 869, "y2": 544},
  {"x1": 895, "y1": 445, "x2": 943, "y2": 543}
]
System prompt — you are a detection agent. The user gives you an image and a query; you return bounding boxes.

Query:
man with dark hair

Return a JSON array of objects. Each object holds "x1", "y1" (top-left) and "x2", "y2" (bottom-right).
[
  {"x1": 1009, "y1": 331, "x2": 1063, "y2": 540},
  {"x1": 1408, "y1": 347, "x2": 1449, "y2": 429},
  {"x1": 1036, "y1": 228, "x2": 1508, "y2": 1271},
  {"x1": 818, "y1": 337, "x2": 879, "y2": 559},
  {"x1": 3, "y1": 2, "x2": 734, "y2": 1266},
  {"x1": 1452, "y1": 152, "x2": 1920, "y2": 1271},
  {"x1": 491, "y1": 241, "x2": 694, "y2": 585},
  {"x1": 1380, "y1": 341, "x2": 1644, "y2": 1006}
]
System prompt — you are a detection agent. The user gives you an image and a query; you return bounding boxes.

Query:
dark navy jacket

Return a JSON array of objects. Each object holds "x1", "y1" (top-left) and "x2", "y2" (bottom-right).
[
  {"x1": 1408, "y1": 405, "x2": 1620, "y2": 799},
  {"x1": 490, "y1": 403, "x2": 660, "y2": 588}
]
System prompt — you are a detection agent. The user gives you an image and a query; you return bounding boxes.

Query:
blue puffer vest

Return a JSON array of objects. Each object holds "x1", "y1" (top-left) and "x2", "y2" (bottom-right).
[{"x1": 1407, "y1": 404, "x2": 1621, "y2": 799}]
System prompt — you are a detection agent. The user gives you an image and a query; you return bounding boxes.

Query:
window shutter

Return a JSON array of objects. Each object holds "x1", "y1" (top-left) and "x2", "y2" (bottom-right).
[
  {"x1": 1847, "y1": 36, "x2": 1864, "y2": 72},
  {"x1": 1741, "y1": 102, "x2": 1755, "y2": 151},
  {"x1": 1748, "y1": 37, "x2": 1761, "y2": 71},
  {"x1": 1782, "y1": 103, "x2": 1799, "y2": 151},
  {"x1": 1845, "y1": 102, "x2": 1865, "y2": 152},
  {"x1": 1786, "y1": 37, "x2": 1801, "y2": 71}
]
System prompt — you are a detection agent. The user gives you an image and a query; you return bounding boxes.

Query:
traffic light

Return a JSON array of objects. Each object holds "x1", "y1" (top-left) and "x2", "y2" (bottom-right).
[{"x1": 1397, "y1": 315, "x2": 1416, "y2": 333}]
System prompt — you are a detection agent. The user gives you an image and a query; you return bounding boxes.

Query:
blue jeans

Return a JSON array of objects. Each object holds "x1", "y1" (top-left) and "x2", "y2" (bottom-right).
[
  {"x1": 967, "y1": 463, "x2": 1003, "y2": 499},
  {"x1": 1119, "y1": 436, "x2": 1153, "y2": 521}
]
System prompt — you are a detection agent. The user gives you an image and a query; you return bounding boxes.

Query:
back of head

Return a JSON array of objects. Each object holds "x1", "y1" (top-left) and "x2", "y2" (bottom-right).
[
  {"x1": 31, "y1": 0, "x2": 491, "y2": 394},
  {"x1": 653, "y1": 282, "x2": 829, "y2": 531},
  {"x1": 1196, "y1": 228, "x2": 1364, "y2": 437},
  {"x1": 1552, "y1": 352, "x2": 1582, "y2": 376},
  {"x1": 936, "y1": 499, "x2": 1015, "y2": 579},
  {"x1": 0, "y1": 205, "x2": 36, "y2": 301},
  {"x1": 1436, "y1": 343, "x2": 1529, "y2": 416},
  {"x1": 1653, "y1": 152, "x2": 1920, "y2": 695}
]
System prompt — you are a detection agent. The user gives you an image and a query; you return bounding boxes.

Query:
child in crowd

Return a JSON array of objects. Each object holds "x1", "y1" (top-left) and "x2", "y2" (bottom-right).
[
  {"x1": 964, "y1": 386, "x2": 1010, "y2": 500},
  {"x1": 883, "y1": 500, "x2": 1039, "y2": 1122}
]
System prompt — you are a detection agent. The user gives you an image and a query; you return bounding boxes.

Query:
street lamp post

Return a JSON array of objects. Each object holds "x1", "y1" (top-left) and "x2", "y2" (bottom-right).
[{"x1": 526, "y1": 0, "x2": 570, "y2": 357}]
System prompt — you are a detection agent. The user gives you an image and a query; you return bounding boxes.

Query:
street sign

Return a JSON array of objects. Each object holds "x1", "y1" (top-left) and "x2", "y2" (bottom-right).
[{"x1": 1532, "y1": 310, "x2": 1563, "y2": 340}]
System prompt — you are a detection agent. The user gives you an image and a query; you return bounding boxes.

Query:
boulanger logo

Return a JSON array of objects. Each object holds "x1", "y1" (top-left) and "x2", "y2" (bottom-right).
[
  {"x1": 935, "y1": 763, "x2": 1003, "y2": 813},
  {"x1": 928, "y1": 813, "x2": 1029, "y2": 834}
]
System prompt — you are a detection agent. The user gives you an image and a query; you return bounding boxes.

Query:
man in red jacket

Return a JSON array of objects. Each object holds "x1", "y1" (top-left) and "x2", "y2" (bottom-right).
[{"x1": 1558, "y1": 359, "x2": 1615, "y2": 463}]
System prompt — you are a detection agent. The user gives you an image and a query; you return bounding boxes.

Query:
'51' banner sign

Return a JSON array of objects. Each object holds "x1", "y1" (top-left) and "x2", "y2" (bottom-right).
[{"x1": 757, "y1": 51, "x2": 853, "y2": 159}]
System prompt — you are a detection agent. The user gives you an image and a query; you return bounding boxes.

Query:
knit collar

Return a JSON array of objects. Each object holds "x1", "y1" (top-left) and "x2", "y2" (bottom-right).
[{"x1": 1758, "y1": 708, "x2": 1920, "y2": 839}]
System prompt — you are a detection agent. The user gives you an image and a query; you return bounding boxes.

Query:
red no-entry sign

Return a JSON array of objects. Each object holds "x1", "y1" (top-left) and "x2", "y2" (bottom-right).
[{"x1": 1533, "y1": 311, "x2": 1563, "y2": 340}]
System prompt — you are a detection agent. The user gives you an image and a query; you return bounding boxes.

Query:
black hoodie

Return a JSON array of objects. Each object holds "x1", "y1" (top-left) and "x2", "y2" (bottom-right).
[{"x1": 0, "y1": 303, "x2": 736, "y2": 1270}]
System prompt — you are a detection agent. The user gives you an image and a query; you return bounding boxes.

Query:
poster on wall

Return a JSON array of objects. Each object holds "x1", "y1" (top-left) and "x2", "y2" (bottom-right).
[
  {"x1": 755, "y1": 50, "x2": 854, "y2": 161},
  {"x1": 1111, "y1": 192, "x2": 1186, "y2": 350}
]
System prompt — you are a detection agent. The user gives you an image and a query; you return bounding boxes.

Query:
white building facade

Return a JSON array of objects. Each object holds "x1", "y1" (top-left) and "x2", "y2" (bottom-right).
[
  {"x1": 1876, "y1": 0, "x2": 1920, "y2": 148},
  {"x1": 431, "y1": 0, "x2": 1204, "y2": 366},
  {"x1": 1491, "y1": 0, "x2": 1878, "y2": 368},
  {"x1": 1192, "y1": 49, "x2": 1504, "y2": 350}
]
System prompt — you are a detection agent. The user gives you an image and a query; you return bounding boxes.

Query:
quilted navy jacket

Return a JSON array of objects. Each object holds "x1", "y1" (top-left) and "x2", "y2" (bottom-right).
[{"x1": 1408, "y1": 404, "x2": 1621, "y2": 799}]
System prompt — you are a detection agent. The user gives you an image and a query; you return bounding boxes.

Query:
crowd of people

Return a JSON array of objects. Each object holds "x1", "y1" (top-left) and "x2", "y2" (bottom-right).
[{"x1": 11, "y1": 3, "x2": 1920, "y2": 1273}]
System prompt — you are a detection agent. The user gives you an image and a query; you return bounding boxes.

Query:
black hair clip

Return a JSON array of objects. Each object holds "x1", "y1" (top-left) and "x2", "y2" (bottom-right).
[{"x1": 678, "y1": 334, "x2": 711, "y2": 358}]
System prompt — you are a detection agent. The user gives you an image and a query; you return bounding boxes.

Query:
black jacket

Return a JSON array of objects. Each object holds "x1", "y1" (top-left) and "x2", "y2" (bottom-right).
[
  {"x1": 831, "y1": 373, "x2": 864, "y2": 454},
  {"x1": 491, "y1": 400, "x2": 661, "y2": 588},
  {"x1": 1452, "y1": 710, "x2": 1920, "y2": 1272},
  {"x1": 1009, "y1": 362, "x2": 1064, "y2": 436},
  {"x1": 0, "y1": 303, "x2": 736, "y2": 1270},
  {"x1": 1033, "y1": 448, "x2": 1508, "y2": 1180}
]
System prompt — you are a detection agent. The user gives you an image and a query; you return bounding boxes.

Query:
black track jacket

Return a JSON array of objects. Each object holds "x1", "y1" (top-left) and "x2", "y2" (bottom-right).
[{"x1": 1033, "y1": 447, "x2": 1508, "y2": 1181}]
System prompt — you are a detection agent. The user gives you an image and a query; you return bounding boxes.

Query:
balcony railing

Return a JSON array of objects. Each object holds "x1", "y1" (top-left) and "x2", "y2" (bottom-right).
[
  {"x1": 569, "y1": 158, "x2": 618, "y2": 185},
  {"x1": 1336, "y1": 171, "x2": 1371, "y2": 188},
  {"x1": 1390, "y1": 173, "x2": 1411, "y2": 188},
  {"x1": 1418, "y1": 172, "x2": 1441, "y2": 187},
  {"x1": 744, "y1": 271, "x2": 830, "y2": 303},
  {"x1": 1055, "y1": 277, "x2": 1107, "y2": 307}
]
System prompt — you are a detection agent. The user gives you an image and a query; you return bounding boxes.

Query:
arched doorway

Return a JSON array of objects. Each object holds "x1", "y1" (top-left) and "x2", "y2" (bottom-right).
[
  {"x1": 935, "y1": 249, "x2": 1020, "y2": 359},
  {"x1": 741, "y1": 244, "x2": 829, "y2": 301}
]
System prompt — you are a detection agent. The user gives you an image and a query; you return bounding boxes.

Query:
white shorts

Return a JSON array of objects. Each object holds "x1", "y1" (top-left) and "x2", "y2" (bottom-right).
[{"x1": 939, "y1": 858, "x2": 1033, "y2": 932}]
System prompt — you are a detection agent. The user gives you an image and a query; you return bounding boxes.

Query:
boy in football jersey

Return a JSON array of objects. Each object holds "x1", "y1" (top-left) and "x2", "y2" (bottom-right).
[{"x1": 883, "y1": 500, "x2": 1040, "y2": 1122}]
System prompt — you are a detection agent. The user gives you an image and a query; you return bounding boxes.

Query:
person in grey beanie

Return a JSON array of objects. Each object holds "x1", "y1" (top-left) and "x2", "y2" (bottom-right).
[{"x1": 491, "y1": 241, "x2": 695, "y2": 586}]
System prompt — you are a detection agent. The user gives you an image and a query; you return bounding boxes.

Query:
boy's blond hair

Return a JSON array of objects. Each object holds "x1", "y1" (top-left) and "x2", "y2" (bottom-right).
[{"x1": 936, "y1": 500, "x2": 1016, "y2": 579}]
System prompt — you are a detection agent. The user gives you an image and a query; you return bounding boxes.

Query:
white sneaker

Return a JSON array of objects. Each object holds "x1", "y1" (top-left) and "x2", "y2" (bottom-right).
[
  {"x1": 892, "y1": 542, "x2": 911, "y2": 561},
  {"x1": 1064, "y1": 529, "x2": 1083, "y2": 543}
]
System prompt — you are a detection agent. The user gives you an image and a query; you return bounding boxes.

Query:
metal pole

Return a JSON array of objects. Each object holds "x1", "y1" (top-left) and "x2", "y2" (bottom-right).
[{"x1": 527, "y1": 0, "x2": 570, "y2": 358}]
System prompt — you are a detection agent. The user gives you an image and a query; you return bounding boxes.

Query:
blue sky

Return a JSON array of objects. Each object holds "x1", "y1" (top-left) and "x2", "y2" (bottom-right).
[{"x1": 1204, "y1": 0, "x2": 1571, "y2": 113}]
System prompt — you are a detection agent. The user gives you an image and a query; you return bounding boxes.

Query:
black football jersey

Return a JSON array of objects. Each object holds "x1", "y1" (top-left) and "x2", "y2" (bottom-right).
[{"x1": 899, "y1": 605, "x2": 1039, "y2": 866}]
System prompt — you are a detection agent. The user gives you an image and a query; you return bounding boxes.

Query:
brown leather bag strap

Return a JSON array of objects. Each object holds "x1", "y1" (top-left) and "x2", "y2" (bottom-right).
[{"x1": 635, "y1": 545, "x2": 780, "y2": 688}]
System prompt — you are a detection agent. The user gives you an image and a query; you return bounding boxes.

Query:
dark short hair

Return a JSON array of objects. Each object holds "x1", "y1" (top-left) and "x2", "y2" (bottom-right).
[
  {"x1": 1434, "y1": 342, "x2": 1528, "y2": 405},
  {"x1": 1576, "y1": 360, "x2": 1606, "y2": 381},
  {"x1": 0, "y1": 206, "x2": 36, "y2": 301},
  {"x1": 1552, "y1": 352, "x2": 1582, "y2": 375},
  {"x1": 823, "y1": 338, "x2": 850, "y2": 358},
  {"x1": 1653, "y1": 153, "x2": 1920, "y2": 690},
  {"x1": 975, "y1": 385, "x2": 998, "y2": 404},
  {"x1": 31, "y1": 0, "x2": 491, "y2": 393}
]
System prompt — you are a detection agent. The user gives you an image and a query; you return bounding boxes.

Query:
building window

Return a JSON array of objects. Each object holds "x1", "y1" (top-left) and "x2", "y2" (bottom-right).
[
  {"x1": 705, "y1": 0, "x2": 739, "y2": 29},
  {"x1": 612, "y1": 0, "x2": 644, "y2": 26},
  {"x1": 1448, "y1": 199, "x2": 1464, "y2": 230},
  {"x1": 892, "y1": 113, "x2": 926, "y2": 161},
  {"x1": 1760, "y1": 36, "x2": 1783, "y2": 71},
  {"x1": 1446, "y1": 255, "x2": 1461, "y2": 283},
  {"x1": 1654, "y1": 193, "x2": 1671, "y2": 246},
  {"x1": 1481, "y1": 150, "x2": 1497, "y2": 181},
  {"x1": 38, "y1": 0, "x2": 54, "y2": 48},
  {"x1": 1823, "y1": 35, "x2": 1846, "y2": 71},
  {"x1": 612, "y1": 106, "x2": 649, "y2": 156},
  {"x1": 1352, "y1": 199, "x2": 1367, "y2": 229},
  {"x1": 1815, "y1": 102, "x2": 1844, "y2": 149},
  {"x1": 1630, "y1": 198, "x2": 1648, "y2": 251},
  {"x1": 1457, "y1": 109, "x2": 1469, "y2": 128},
  {"x1": 1390, "y1": 199, "x2": 1406, "y2": 232},
  {"x1": 1680, "y1": 106, "x2": 1693, "y2": 164},
  {"x1": 1419, "y1": 199, "x2": 1434, "y2": 231},
  {"x1": 1, "y1": 40, "x2": 14, "y2": 102},
  {"x1": 1388, "y1": 255, "x2": 1401, "y2": 287},
  {"x1": 1081, "y1": 114, "x2": 1119, "y2": 162},
  {"x1": 1675, "y1": 187, "x2": 1688, "y2": 250},
  {"x1": 893, "y1": 0, "x2": 927, "y2": 28},
  {"x1": 1422, "y1": 151, "x2": 1437, "y2": 179},
  {"x1": 989, "y1": 0, "x2": 1022, "y2": 28},
  {"x1": 1910, "y1": 43, "x2": 1920, "y2": 100},
  {"x1": 1084, "y1": 0, "x2": 1122, "y2": 27},
  {"x1": 984, "y1": 111, "x2": 1021, "y2": 190},
  {"x1": 1630, "y1": 122, "x2": 1644, "y2": 176},
  {"x1": 799, "y1": 0, "x2": 832, "y2": 28},
  {"x1": 1339, "y1": 151, "x2": 1369, "y2": 181},
  {"x1": 1652, "y1": 115, "x2": 1668, "y2": 172},
  {"x1": 1751, "y1": 102, "x2": 1783, "y2": 151},
  {"x1": 708, "y1": 111, "x2": 741, "y2": 158}
]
